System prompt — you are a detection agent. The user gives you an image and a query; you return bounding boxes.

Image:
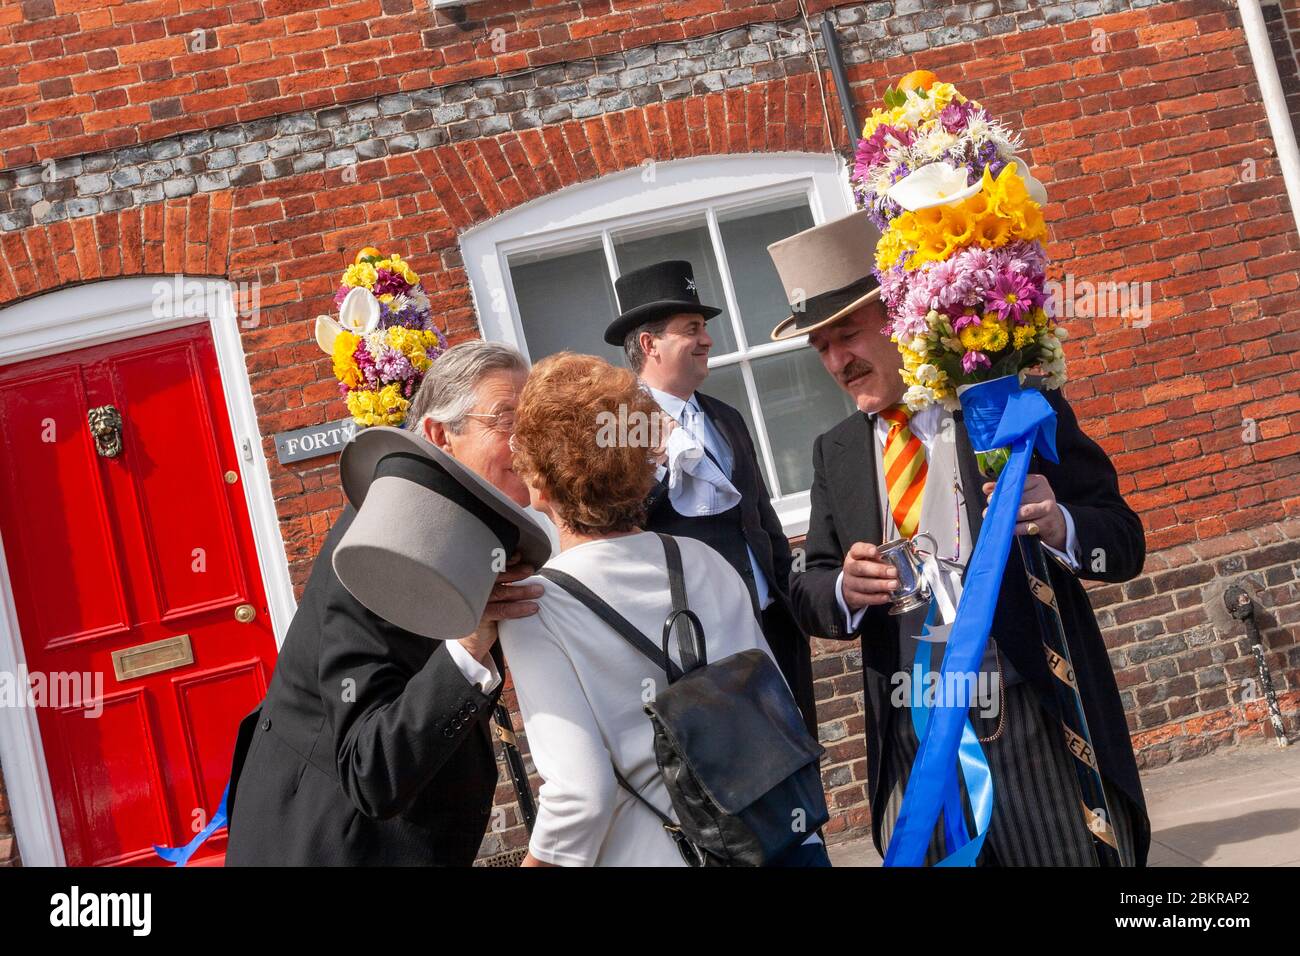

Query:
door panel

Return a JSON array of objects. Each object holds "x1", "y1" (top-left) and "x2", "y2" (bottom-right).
[{"x1": 0, "y1": 322, "x2": 278, "y2": 866}]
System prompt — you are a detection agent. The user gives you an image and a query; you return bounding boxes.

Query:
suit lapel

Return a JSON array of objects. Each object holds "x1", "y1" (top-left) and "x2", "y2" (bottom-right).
[
  {"x1": 695, "y1": 392, "x2": 739, "y2": 482},
  {"x1": 830, "y1": 412, "x2": 883, "y2": 546}
]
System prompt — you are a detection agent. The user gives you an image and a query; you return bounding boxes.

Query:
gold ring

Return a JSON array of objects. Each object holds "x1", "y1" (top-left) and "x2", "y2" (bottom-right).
[{"x1": 1026, "y1": 522, "x2": 1040, "y2": 536}]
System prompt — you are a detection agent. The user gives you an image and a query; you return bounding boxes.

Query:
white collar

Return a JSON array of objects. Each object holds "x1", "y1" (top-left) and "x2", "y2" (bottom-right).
[{"x1": 644, "y1": 384, "x2": 697, "y2": 418}]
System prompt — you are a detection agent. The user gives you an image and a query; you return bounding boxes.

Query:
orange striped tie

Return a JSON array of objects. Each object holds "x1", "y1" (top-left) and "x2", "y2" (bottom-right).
[{"x1": 879, "y1": 404, "x2": 927, "y2": 539}]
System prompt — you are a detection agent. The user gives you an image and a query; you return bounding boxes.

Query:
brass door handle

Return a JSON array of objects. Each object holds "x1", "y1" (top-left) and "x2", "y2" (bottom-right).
[{"x1": 234, "y1": 604, "x2": 257, "y2": 624}]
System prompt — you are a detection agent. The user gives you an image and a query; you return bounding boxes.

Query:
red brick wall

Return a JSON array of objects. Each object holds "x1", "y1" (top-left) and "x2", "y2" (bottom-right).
[
  {"x1": 1, "y1": 0, "x2": 853, "y2": 167},
  {"x1": 1, "y1": 0, "x2": 1297, "y2": 865}
]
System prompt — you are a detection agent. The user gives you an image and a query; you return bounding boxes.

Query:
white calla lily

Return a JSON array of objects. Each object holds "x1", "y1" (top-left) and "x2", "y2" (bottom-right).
[
  {"x1": 338, "y1": 286, "x2": 381, "y2": 336},
  {"x1": 314, "y1": 315, "x2": 343, "y2": 354},
  {"x1": 886, "y1": 162, "x2": 982, "y2": 211}
]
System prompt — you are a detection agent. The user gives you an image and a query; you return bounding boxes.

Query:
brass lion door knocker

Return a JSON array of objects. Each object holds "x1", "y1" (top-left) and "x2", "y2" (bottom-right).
[{"x1": 88, "y1": 404, "x2": 124, "y2": 458}]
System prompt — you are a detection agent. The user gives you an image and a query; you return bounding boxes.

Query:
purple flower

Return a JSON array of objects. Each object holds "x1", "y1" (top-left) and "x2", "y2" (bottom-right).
[
  {"x1": 961, "y1": 350, "x2": 991, "y2": 374},
  {"x1": 852, "y1": 124, "x2": 914, "y2": 183},
  {"x1": 985, "y1": 270, "x2": 1036, "y2": 325},
  {"x1": 879, "y1": 265, "x2": 909, "y2": 310},
  {"x1": 374, "y1": 347, "x2": 413, "y2": 384},
  {"x1": 372, "y1": 269, "x2": 411, "y2": 298},
  {"x1": 952, "y1": 311, "x2": 982, "y2": 333},
  {"x1": 940, "y1": 102, "x2": 970, "y2": 133},
  {"x1": 353, "y1": 339, "x2": 381, "y2": 389}
]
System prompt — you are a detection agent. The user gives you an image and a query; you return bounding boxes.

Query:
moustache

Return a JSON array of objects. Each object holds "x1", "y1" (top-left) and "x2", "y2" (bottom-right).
[{"x1": 840, "y1": 361, "x2": 873, "y2": 384}]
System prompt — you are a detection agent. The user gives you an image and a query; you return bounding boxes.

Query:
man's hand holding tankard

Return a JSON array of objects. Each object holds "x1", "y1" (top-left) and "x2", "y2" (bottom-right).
[{"x1": 840, "y1": 541, "x2": 901, "y2": 611}]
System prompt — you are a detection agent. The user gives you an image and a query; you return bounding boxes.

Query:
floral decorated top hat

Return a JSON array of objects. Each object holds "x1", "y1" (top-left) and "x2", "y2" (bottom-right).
[
  {"x1": 333, "y1": 426, "x2": 552, "y2": 640},
  {"x1": 766, "y1": 211, "x2": 885, "y2": 342},
  {"x1": 603, "y1": 260, "x2": 722, "y2": 346}
]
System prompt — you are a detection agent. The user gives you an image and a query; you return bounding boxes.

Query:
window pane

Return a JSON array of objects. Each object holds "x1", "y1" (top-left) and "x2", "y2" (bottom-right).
[
  {"x1": 717, "y1": 196, "x2": 815, "y2": 348},
  {"x1": 612, "y1": 216, "x2": 738, "y2": 355},
  {"x1": 508, "y1": 239, "x2": 624, "y2": 364},
  {"x1": 750, "y1": 348, "x2": 856, "y2": 496}
]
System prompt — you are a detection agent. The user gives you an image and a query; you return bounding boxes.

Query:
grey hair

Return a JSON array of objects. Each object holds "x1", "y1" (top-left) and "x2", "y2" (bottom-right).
[
  {"x1": 622, "y1": 317, "x2": 671, "y2": 374},
  {"x1": 406, "y1": 340, "x2": 528, "y2": 433}
]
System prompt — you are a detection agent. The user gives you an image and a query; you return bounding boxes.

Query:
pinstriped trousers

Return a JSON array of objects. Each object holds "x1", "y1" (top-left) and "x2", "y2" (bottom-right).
[{"x1": 876, "y1": 680, "x2": 1138, "y2": 866}]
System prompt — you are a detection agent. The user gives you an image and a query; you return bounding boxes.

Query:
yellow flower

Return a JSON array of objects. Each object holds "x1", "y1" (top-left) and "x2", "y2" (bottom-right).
[
  {"x1": 346, "y1": 384, "x2": 410, "y2": 428},
  {"x1": 929, "y1": 82, "x2": 958, "y2": 110},
  {"x1": 1013, "y1": 323, "x2": 1038, "y2": 349},
  {"x1": 876, "y1": 224, "x2": 909, "y2": 271},
  {"x1": 981, "y1": 316, "x2": 1009, "y2": 353},
  {"x1": 959, "y1": 324, "x2": 986, "y2": 352},
  {"x1": 331, "y1": 330, "x2": 362, "y2": 388},
  {"x1": 342, "y1": 262, "x2": 377, "y2": 289}
]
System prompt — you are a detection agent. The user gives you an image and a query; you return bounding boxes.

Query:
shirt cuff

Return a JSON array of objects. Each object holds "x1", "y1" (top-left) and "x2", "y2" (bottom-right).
[
  {"x1": 1041, "y1": 504, "x2": 1081, "y2": 572},
  {"x1": 833, "y1": 570, "x2": 868, "y2": 633},
  {"x1": 446, "y1": 639, "x2": 502, "y2": 694}
]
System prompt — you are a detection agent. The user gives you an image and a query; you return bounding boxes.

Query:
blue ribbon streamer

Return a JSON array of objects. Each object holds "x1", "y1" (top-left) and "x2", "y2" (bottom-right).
[
  {"x1": 910, "y1": 600, "x2": 994, "y2": 865},
  {"x1": 153, "y1": 783, "x2": 228, "y2": 867},
  {"x1": 884, "y1": 376, "x2": 1057, "y2": 867}
]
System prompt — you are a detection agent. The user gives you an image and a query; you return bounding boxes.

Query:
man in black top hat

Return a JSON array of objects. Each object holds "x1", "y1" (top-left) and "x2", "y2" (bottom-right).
[{"x1": 604, "y1": 260, "x2": 817, "y2": 737}]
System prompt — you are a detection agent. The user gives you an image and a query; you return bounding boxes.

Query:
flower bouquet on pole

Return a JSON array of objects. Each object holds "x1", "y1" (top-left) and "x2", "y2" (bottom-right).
[
  {"x1": 313, "y1": 246, "x2": 448, "y2": 427},
  {"x1": 852, "y1": 72, "x2": 1121, "y2": 867}
]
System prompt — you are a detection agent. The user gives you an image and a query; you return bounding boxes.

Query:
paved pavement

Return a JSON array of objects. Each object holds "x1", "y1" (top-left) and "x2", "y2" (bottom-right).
[{"x1": 827, "y1": 739, "x2": 1300, "y2": 867}]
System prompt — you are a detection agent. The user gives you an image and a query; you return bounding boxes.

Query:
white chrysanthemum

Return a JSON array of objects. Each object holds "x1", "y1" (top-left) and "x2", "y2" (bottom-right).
[
  {"x1": 915, "y1": 363, "x2": 942, "y2": 386},
  {"x1": 900, "y1": 96, "x2": 930, "y2": 128},
  {"x1": 903, "y1": 384, "x2": 937, "y2": 410},
  {"x1": 918, "y1": 130, "x2": 957, "y2": 160}
]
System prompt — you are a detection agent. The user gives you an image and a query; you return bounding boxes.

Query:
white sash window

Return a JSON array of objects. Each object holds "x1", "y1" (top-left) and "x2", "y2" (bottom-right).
[{"x1": 461, "y1": 154, "x2": 860, "y2": 535}]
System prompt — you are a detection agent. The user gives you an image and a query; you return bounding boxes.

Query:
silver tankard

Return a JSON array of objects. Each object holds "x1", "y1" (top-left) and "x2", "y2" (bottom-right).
[{"x1": 874, "y1": 532, "x2": 938, "y2": 616}]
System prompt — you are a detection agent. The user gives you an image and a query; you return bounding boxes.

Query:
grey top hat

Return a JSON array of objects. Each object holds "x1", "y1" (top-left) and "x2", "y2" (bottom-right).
[
  {"x1": 766, "y1": 210, "x2": 885, "y2": 341},
  {"x1": 333, "y1": 426, "x2": 552, "y2": 640}
]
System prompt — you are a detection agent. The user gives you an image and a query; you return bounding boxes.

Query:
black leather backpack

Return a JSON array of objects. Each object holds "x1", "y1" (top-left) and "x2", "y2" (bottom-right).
[{"x1": 539, "y1": 533, "x2": 828, "y2": 866}]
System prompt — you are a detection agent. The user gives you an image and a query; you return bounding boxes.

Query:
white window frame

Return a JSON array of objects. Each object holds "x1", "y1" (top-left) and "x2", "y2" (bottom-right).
[{"x1": 461, "y1": 152, "x2": 857, "y2": 537}]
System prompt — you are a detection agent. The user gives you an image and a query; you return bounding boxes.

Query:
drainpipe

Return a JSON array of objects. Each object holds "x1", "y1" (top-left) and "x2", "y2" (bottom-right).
[{"x1": 1237, "y1": 0, "x2": 1300, "y2": 240}]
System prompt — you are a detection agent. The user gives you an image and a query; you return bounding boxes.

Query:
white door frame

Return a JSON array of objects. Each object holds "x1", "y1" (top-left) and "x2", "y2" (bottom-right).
[{"x1": 0, "y1": 276, "x2": 297, "y2": 866}]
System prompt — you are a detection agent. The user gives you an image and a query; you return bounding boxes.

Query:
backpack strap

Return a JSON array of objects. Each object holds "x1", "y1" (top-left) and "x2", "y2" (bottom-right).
[
  {"x1": 537, "y1": 567, "x2": 682, "y2": 681},
  {"x1": 656, "y1": 533, "x2": 705, "y2": 671},
  {"x1": 537, "y1": 551, "x2": 703, "y2": 865}
]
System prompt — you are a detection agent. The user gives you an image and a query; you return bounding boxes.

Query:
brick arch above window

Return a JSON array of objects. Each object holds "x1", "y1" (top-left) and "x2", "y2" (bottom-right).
[
  {"x1": 0, "y1": 194, "x2": 236, "y2": 309},
  {"x1": 413, "y1": 76, "x2": 845, "y2": 235}
]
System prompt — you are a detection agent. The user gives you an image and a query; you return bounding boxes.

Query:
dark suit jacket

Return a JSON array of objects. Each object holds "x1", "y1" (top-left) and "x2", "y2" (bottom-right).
[
  {"x1": 789, "y1": 389, "x2": 1151, "y2": 863},
  {"x1": 645, "y1": 390, "x2": 816, "y2": 737},
  {"x1": 224, "y1": 506, "x2": 502, "y2": 866}
]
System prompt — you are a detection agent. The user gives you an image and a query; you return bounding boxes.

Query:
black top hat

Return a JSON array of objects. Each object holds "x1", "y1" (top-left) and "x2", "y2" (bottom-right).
[{"x1": 603, "y1": 260, "x2": 722, "y2": 346}]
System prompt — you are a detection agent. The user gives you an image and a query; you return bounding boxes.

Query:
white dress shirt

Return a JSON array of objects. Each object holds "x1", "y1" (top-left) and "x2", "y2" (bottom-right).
[
  {"x1": 446, "y1": 639, "x2": 501, "y2": 693},
  {"x1": 645, "y1": 385, "x2": 774, "y2": 610}
]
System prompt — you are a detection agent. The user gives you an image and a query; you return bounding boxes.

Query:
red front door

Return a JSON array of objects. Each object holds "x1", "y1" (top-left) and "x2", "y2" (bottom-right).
[{"x1": 0, "y1": 323, "x2": 278, "y2": 866}]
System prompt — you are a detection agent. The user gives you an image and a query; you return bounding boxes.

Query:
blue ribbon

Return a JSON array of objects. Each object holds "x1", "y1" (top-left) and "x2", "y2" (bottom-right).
[
  {"x1": 153, "y1": 783, "x2": 228, "y2": 866},
  {"x1": 884, "y1": 376, "x2": 1057, "y2": 867},
  {"x1": 908, "y1": 597, "x2": 994, "y2": 865}
]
